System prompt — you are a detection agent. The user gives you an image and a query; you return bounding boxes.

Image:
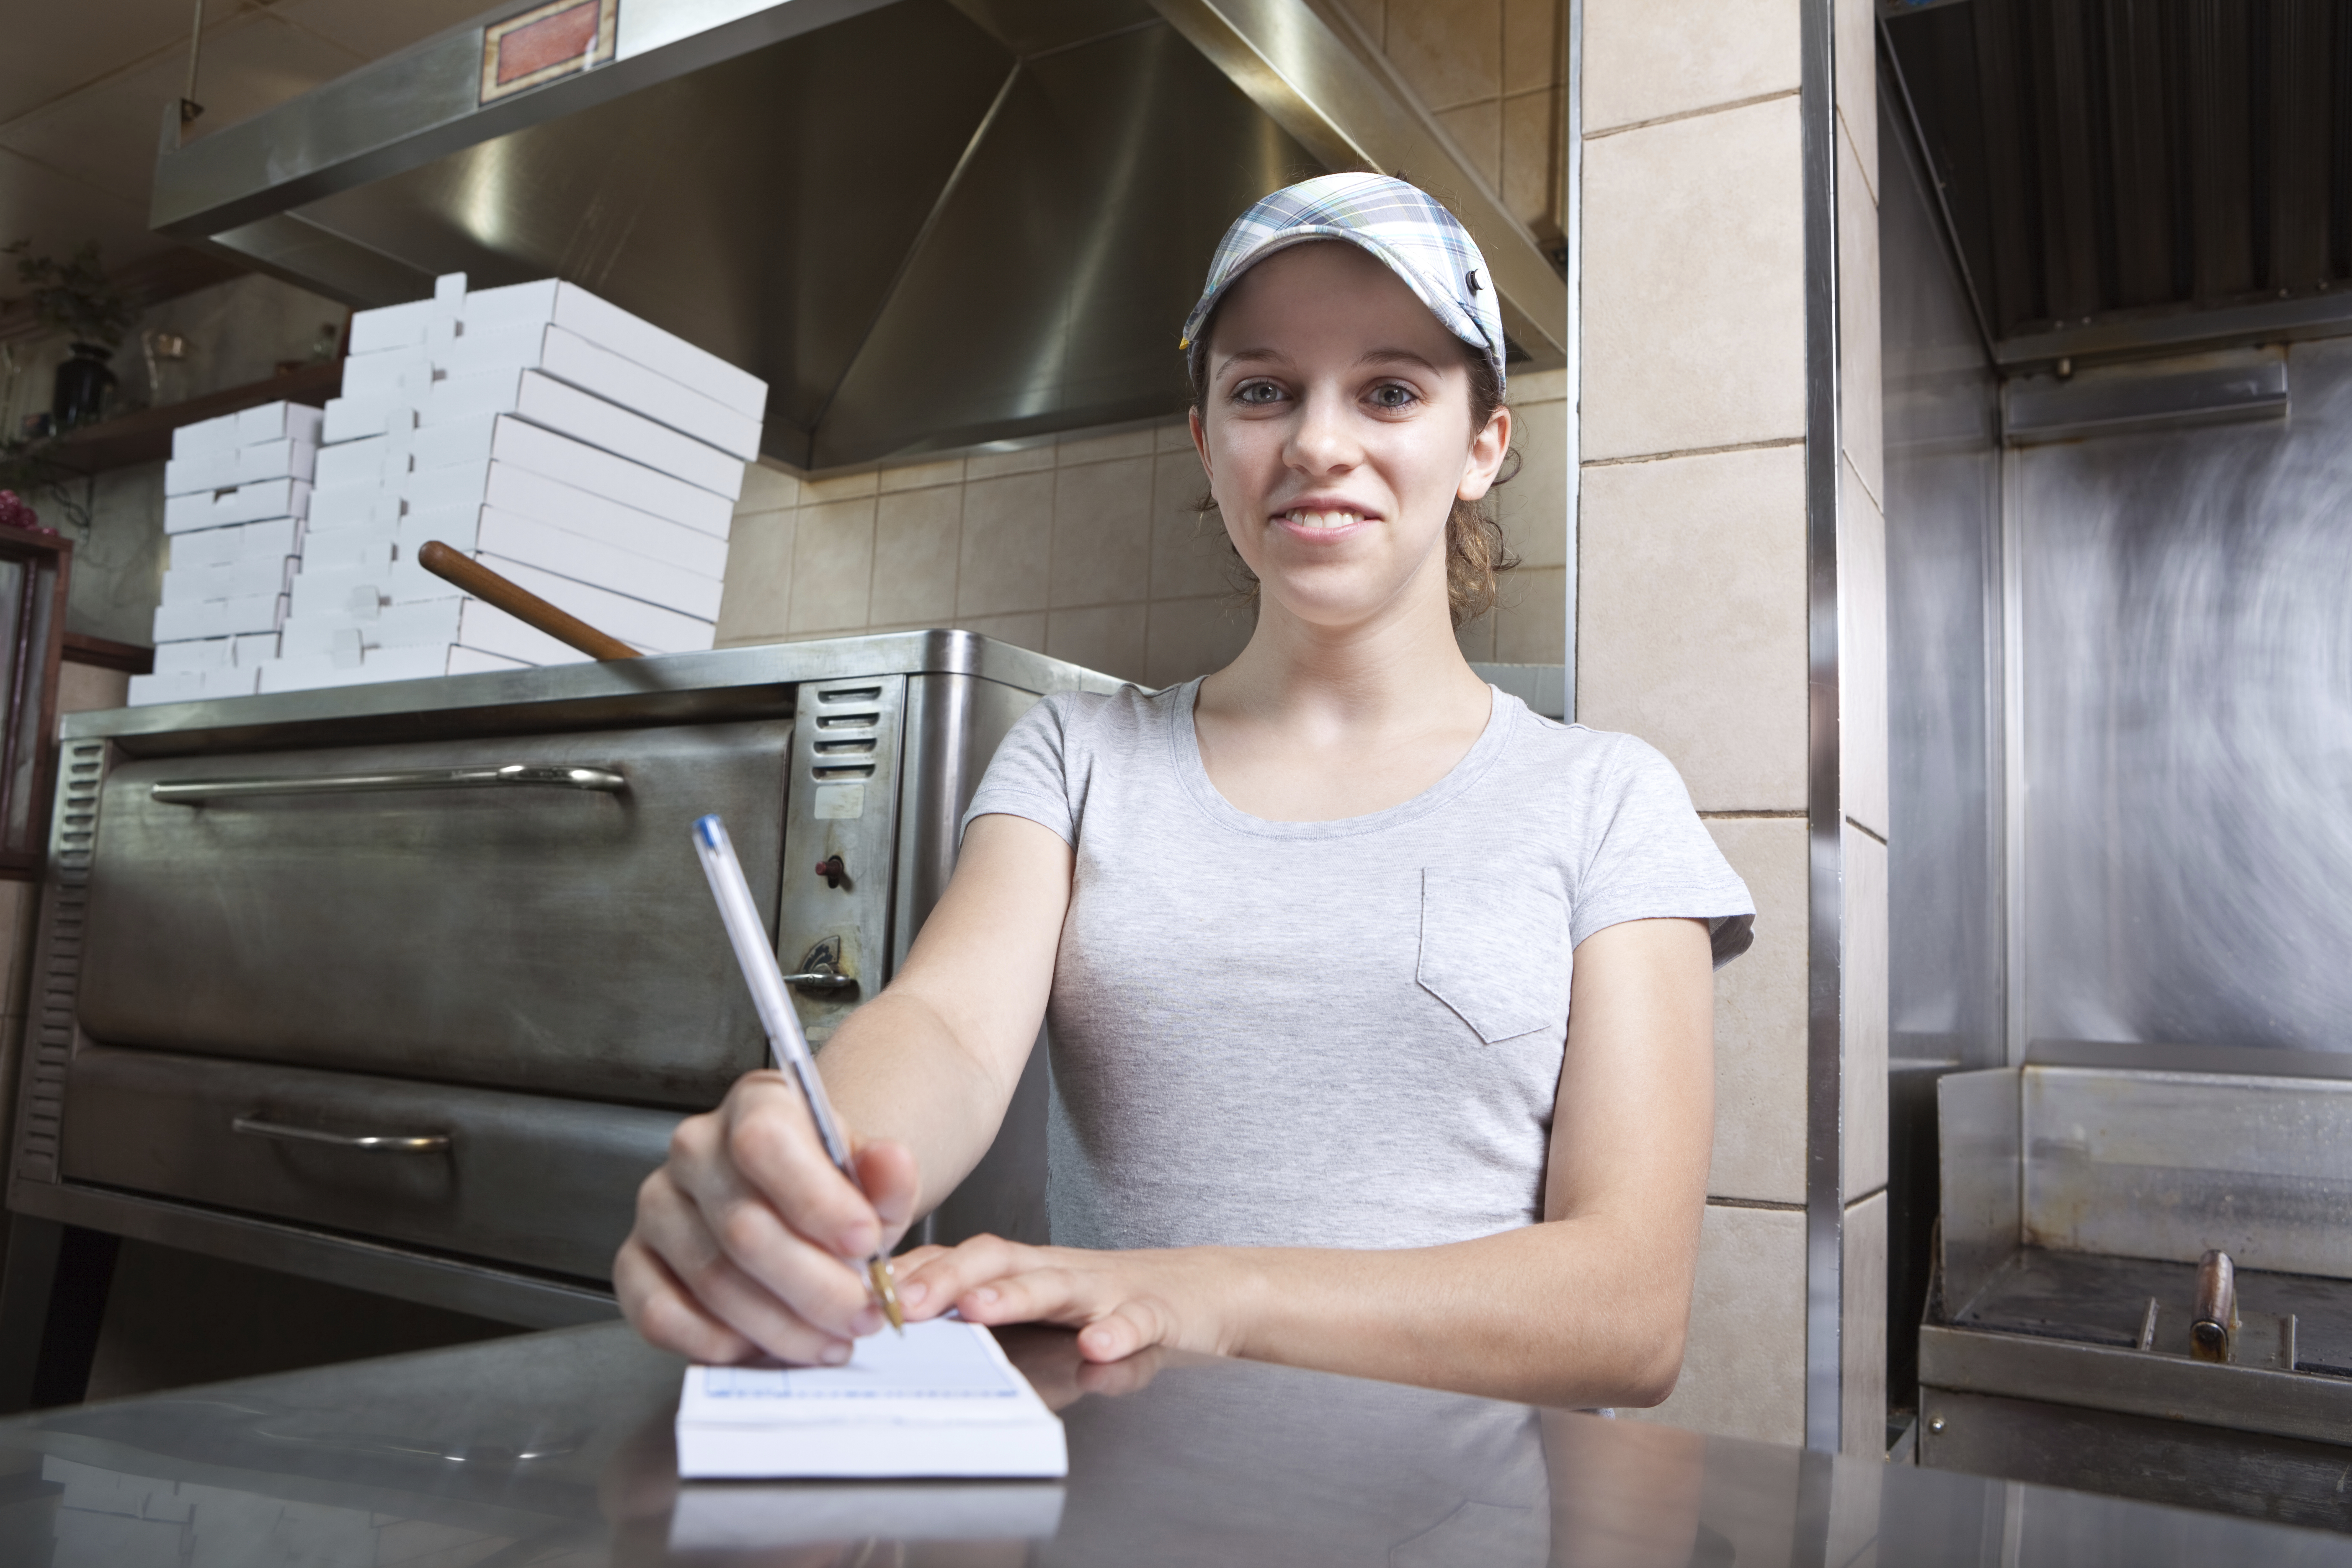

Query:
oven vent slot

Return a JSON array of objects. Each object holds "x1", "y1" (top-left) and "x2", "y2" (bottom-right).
[
  {"x1": 812, "y1": 763, "x2": 877, "y2": 780},
  {"x1": 813, "y1": 712, "x2": 880, "y2": 730},
  {"x1": 815, "y1": 686, "x2": 883, "y2": 704},
  {"x1": 17, "y1": 739, "x2": 104, "y2": 1183}
]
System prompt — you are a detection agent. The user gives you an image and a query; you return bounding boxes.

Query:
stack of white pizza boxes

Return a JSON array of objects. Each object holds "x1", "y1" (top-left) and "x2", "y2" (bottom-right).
[
  {"x1": 128, "y1": 400, "x2": 321, "y2": 704},
  {"x1": 257, "y1": 271, "x2": 761, "y2": 694}
]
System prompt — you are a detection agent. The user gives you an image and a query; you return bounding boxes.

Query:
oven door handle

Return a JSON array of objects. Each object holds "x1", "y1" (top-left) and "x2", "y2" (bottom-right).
[
  {"x1": 151, "y1": 763, "x2": 627, "y2": 803},
  {"x1": 232, "y1": 1115, "x2": 451, "y2": 1154}
]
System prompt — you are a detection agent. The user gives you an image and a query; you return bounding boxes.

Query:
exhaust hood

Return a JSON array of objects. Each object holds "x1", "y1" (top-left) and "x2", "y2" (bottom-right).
[{"x1": 149, "y1": 0, "x2": 1565, "y2": 472}]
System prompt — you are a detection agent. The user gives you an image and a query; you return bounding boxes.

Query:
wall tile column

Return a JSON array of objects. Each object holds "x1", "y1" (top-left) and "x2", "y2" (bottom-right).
[{"x1": 1579, "y1": 0, "x2": 1886, "y2": 1452}]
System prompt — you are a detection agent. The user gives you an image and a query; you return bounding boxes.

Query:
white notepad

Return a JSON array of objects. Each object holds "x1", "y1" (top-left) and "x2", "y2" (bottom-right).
[{"x1": 675, "y1": 1319, "x2": 1068, "y2": 1480}]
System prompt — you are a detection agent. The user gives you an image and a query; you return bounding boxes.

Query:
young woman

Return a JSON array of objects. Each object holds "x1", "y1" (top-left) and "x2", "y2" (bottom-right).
[{"x1": 617, "y1": 175, "x2": 1754, "y2": 1409}]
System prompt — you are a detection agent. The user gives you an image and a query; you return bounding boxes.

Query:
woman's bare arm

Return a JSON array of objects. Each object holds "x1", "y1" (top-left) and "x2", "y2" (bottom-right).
[
  {"x1": 893, "y1": 915, "x2": 1715, "y2": 1408},
  {"x1": 614, "y1": 812, "x2": 1072, "y2": 1364}
]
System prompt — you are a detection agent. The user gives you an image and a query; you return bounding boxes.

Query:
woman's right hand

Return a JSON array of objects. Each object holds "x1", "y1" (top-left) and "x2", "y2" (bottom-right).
[{"x1": 614, "y1": 1068, "x2": 921, "y2": 1366}]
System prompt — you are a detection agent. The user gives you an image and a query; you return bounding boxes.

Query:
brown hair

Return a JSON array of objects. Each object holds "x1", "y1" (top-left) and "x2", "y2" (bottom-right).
[{"x1": 1184, "y1": 313, "x2": 1521, "y2": 629}]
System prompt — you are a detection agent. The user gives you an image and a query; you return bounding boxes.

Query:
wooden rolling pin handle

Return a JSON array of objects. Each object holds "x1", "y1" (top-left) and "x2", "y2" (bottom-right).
[{"x1": 415, "y1": 540, "x2": 640, "y2": 661}]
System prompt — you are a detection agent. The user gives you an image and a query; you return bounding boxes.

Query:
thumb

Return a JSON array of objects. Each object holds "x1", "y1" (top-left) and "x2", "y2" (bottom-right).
[{"x1": 852, "y1": 1138, "x2": 921, "y2": 1231}]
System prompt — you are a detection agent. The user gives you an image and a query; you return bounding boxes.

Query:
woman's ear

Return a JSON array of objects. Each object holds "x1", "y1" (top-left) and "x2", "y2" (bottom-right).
[
  {"x1": 1457, "y1": 403, "x2": 1512, "y2": 502},
  {"x1": 1189, "y1": 405, "x2": 1212, "y2": 483}
]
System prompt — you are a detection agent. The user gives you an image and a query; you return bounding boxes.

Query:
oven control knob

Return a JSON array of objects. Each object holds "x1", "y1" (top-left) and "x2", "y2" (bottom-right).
[{"x1": 815, "y1": 854, "x2": 850, "y2": 890}]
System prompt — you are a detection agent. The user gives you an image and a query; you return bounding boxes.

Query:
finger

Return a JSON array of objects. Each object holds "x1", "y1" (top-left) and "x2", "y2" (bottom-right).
[
  {"x1": 949, "y1": 1265, "x2": 1096, "y2": 1329},
  {"x1": 1075, "y1": 1343, "x2": 1169, "y2": 1398},
  {"x1": 893, "y1": 1234, "x2": 1037, "y2": 1319},
  {"x1": 637, "y1": 1170, "x2": 868, "y2": 1357},
  {"x1": 1075, "y1": 1298, "x2": 1174, "y2": 1363},
  {"x1": 694, "y1": 1166, "x2": 886, "y2": 1338},
  {"x1": 852, "y1": 1138, "x2": 921, "y2": 1236},
  {"x1": 706, "y1": 1074, "x2": 885, "y2": 1259},
  {"x1": 613, "y1": 1236, "x2": 756, "y2": 1365}
]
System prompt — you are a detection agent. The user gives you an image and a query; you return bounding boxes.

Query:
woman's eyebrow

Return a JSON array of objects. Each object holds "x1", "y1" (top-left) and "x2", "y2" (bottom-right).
[{"x1": 1356, "y1": 348, "x2": 1443, "y2": 372}]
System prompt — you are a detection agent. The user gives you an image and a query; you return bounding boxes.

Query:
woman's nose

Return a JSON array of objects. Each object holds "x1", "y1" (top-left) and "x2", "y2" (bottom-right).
[{"x1": 1286, "y1": 389, "x2": 1359, "y2": 474}]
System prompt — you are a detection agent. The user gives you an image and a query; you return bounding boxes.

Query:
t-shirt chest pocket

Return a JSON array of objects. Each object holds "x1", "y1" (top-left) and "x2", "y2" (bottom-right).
[{"x1": 1415, "y1": 867, "x2": 1571, "y2": 1044}]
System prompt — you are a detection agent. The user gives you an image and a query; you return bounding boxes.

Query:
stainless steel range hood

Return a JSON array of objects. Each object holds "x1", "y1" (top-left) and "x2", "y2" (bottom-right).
[{"x1": 150, "y1": 0, "x2": 1565, "y2": 472}]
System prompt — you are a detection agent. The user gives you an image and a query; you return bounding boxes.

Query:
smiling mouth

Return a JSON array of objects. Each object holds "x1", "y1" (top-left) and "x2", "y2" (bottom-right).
[{"x1": 1277, "y1": 508, "x2": 1373, "y2": 531}]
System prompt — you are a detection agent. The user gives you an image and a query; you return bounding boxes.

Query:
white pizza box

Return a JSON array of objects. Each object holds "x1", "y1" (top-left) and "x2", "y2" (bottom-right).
[
  {"x1": 347, "y1": 299, "x2": 433, "y2": 356},
  {"x1": 236, "y1": 401, "x2": 323, "y2": 448},
  {"x1": 409, "y1": 416, "x2": 733, "y2": 538},
  {"x1": 314, "y1": 433, "x2": 407, "y2": 492},
  {"x1": 395, "y1": 467, "x2": 727, "y2": 579},
  {"x1": 308, "y1": 483, "x2": 404, "y2": 531},
  {"x1": 423, "y1": 369, "x2": 745, "y2": 500},
  {"x1": 235, "y1": 632, "x2": 279, "y2": 665},
  {"x1": 473, "y1": 506, "x2": 722, "y2": 619},
  {"x1": 339, "y1": 348, "x2": 431, "y2": 402},
  {"x1": 438, "y1": 323, "x2": 761, "y2": 459},
  {"x1": 288, "y1": 562, "x2": 393, "y2": 620},
  {"x1": 165, "y1": 436, "x2": 318, "y2": 497},
  {"x1": 163, "y1": 479, "x2": 312, "y2": 535},
  {"x1": 153, "y1": 639, "x2": 232, "y2": 674},
  {"x1": 169, "y1": 410, "x2": 243, "y2": 459},
  {"x1": 280, "y1": 598, "x2": 464, "y2": 660},
  {"x1": 384, "y1": 550, "x2": 712, "y2": 653},
  {"x1": 153, "y1": 591, "x2": 284, "y2": 643},
  {"x1": 454, "y1": 598, "x2": 583, "y2": 667},
  {"x1": 258, "y1": 639, "x2": 529, "y2": 695},
  {"x1": 323, "y1": 395, "x2": 420, "y2": 446},
  {"x1": 304, "y1": 526, "x2": 397, "y2": 574},
  {"x1": 168, "y1": 517, "x2": 305, "y2": 568},
  {"x1": 160, "y1": 554, "x2": 296, "y2": 606},
  {"x1": 460, "y1": 277, "x2": 767, "y2": 420},
  {"x1": 127, "y1": 664, "x2": 263, "y2": 706}
]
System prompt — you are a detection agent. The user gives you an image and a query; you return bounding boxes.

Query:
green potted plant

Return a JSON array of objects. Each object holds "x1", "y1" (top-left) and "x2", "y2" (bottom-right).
[{"x1": 4, "y1": 240, "x2": 136, "y2": 431}]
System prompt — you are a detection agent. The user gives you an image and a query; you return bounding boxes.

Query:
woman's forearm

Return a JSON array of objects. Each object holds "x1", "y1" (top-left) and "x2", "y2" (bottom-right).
[
  {"x1": 1202, "y1": 1217, "x2": 1694, "y2": 1408},
  {"x1": 817, "y1": 989, "x2": 1025, "y2": 1220}
]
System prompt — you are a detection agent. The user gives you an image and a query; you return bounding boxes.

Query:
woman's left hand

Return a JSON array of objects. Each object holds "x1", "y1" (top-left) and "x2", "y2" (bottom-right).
[{"x1": 892, "y1": 1236, "x2": 1245, "y2": 1364}]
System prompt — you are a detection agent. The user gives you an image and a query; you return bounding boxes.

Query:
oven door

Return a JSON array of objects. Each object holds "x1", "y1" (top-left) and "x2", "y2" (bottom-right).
[
  {"x1": 78, "y1": 720, "x2": 790, "y2": 1108},
  {"x1": 60, "y1": 1044, "x2": 675, "y2": 1281}
]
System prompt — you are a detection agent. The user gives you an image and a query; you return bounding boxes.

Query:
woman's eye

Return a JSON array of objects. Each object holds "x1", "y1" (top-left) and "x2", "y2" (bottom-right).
[
  {"x1": 1368, "y1": 383, "x2": 1418, "y2": 410},
  {"x1": 1234, "y1": 381, "x2": 1284, "y2": 406}
]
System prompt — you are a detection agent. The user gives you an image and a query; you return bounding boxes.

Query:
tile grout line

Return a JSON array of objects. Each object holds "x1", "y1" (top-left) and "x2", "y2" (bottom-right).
[
  {"x1": 1584, "y1": 436, "x2": 1805, "y2": 469},
  {"x1": 1583, "y1": 87, "x2": 1800, "y2": 143}
]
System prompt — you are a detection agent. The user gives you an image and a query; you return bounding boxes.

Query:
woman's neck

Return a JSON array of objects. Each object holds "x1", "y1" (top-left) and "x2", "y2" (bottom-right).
[{"x1": 1191, "y1": 582, "x2": 1497, "y2": 822}]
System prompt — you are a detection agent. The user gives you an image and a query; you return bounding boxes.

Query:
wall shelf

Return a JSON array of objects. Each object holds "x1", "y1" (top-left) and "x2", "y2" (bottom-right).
[{"x1": 42, "y1": 360, "x2": 343, "y2": 476}]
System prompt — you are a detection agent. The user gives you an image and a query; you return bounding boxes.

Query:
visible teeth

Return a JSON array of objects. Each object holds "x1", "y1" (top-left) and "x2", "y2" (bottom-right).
[{"x1": 1285, "y1": 510, "x2": 1360, "y2": 530}]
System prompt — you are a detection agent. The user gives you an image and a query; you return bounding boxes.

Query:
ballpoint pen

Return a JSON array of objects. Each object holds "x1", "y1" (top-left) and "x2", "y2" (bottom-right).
[{"x1": 693, "y1": 814, "x2": 905, "y2": 1334}]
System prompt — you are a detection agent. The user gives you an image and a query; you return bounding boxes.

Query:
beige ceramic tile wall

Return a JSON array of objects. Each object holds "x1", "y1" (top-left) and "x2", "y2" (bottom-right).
[
  {"x1": 1337, "y1": 0, "x2": 1568, "y2": 247},
  {"x1": 716, "y1": 370, "x2": 1573, "y2": 685},
  {"x1": 1577, "y1": 0, "x2": 1886, "y2": 1448}
]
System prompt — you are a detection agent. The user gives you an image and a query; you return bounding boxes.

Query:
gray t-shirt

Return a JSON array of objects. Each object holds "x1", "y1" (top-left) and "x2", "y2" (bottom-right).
[{"x1": 962, "y1": 680, "x2": 1754, "y2": 1253}]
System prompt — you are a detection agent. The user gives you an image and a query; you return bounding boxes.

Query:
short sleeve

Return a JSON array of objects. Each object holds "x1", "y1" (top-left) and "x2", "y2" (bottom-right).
[
  {"x1": 1572, "y1": 737, "x2": 1756, "y2": 968},
  {"x1": 959, "y1": 693, "x2": 1081, "y2": 846}
]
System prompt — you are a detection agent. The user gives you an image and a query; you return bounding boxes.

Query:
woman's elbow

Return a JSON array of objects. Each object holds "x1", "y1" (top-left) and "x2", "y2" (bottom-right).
[{"x1": 1613, "y1": 1325, "x2": 1687, "y2": 1409}]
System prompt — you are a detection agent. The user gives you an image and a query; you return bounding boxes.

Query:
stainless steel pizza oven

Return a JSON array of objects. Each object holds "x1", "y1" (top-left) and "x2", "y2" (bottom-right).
[{"x1": 5, "y1": 632, "x2": 1118, "y2": 1327}]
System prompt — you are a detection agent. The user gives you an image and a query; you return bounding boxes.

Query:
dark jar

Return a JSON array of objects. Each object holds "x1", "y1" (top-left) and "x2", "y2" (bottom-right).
[{"x1": 52, "y1": 343, "x2": 117, "y2": 431}]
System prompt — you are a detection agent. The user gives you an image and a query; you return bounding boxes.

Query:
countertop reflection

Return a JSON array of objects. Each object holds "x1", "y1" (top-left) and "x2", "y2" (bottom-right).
[{"x1": 0, "y1": 1320, "x2": 2345, "y2": 1566}]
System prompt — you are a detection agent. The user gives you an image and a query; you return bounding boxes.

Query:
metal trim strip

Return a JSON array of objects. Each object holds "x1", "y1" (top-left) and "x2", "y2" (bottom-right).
[
  {"x1": 1800, "y1": 0, "x2": 1847, "y2": 1456},
  {"x1": 1561, "y1": 0, "x2": 1583, "y2": 717}
]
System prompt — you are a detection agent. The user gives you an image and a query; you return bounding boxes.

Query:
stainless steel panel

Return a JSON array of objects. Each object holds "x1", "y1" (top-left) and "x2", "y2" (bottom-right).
[
  {"x1": 80, "y1": 721, "x2": 790, "y2": 1107},
  {"x1": 1919, "y1": 1385, "x2": 2352, "y2": 1535},
  {"x1": 2014, "y1": 335, "x2": 2352, "y2": 1055},
  {"x1": 65, "y1": 632, "x2": 1124, "y2": 756},
  {"x1": 894, "y1": 673, "x2": 1058, "y2": 1248},
  {"x1": 777, "y1": 677, "x2": 905, "y2": 1046},
  {"x1": 2019, "y1": 1064, "x2": 2352, "y2": 1279},
  {"x1": 1882, "y1": 80, "x2": 2002, "y2": 1073},
  {"x1": 57, "y1": 1045, "x2": 678, "y2": 1282},
  {"x1": 2002, "y1": 350, "x2": 2288, "y2": 445},
  {"x1": 1936, "y1": 1067, "x2": 2020, "y2": 1316},
  {"x1": 1917, "y1": 1323, "x2": 2352, "y2": 1451},
  {"x1": 148, "y1": 0, "x2": 1560, "y2": 470},
  {"x1": 10, "y1": 1180, "x2": 616, "y2": 1329}
]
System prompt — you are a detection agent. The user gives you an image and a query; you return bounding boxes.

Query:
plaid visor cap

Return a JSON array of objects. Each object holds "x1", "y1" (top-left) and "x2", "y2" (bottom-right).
[{"x1": 1180, "y1": 173, "x2": 1507, "y2": 396}]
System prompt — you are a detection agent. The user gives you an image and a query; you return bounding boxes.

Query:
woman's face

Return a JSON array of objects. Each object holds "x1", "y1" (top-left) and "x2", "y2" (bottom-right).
[{"x1": 1191, "y1": 240, "x2": 1510, "y2": 635}]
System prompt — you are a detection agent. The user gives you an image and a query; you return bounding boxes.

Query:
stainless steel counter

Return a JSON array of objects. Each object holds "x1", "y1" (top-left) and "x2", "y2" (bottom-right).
[{"x1": 0, "y1": 1323, "x2": 2343, "y2": 1566}]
